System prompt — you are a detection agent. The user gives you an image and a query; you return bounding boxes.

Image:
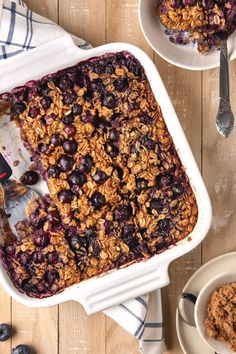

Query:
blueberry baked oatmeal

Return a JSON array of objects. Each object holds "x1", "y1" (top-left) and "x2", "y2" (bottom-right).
[
  {"x1": 0, "y1": 51, "x2": 198, "y2": 298},
  {"x1": 158, "y1": 0, "x2": 236, "y2": 54}
]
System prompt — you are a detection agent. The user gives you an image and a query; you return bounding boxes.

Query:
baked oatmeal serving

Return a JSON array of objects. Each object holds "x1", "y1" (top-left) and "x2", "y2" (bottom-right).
[
  {"x1": 0, "y1": 51, "x2": 198, "y2": 298},
  {"x1": 158, "y1": 0, "x2": 236, "y2": 54},
  {"x1": 205, "y1": 282, "x2": 236, "y2": 352}
]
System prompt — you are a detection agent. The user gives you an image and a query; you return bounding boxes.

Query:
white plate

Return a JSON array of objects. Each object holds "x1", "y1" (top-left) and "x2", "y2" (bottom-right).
[
  {"x1": 138, "y1": 0, "x2": 236, "y2": 71},
  {"x1": 176, "y1": 252, "x2": 236, "y2": 354}
]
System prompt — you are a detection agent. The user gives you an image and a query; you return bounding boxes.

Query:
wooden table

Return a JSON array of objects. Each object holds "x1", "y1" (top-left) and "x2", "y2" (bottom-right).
[{"x1": 1, "y1": 1, "x2": 236, "y2": 353}]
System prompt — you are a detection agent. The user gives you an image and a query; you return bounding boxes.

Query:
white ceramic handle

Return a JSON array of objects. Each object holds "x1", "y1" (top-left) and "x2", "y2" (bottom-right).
[
  {"x1": 0, "y1": 35, "x2": 84, "y2": 94},
  {"x1": 229, "y1": 34, "x2": 236, "y2": 61},
  {"x1": 72, "y1": 261, "x2": 170, "y2": 314}
]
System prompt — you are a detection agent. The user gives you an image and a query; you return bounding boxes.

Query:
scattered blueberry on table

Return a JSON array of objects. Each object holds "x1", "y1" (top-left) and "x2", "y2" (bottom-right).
[
  {"x1": 0, "y1": 323, "x2": 11, "y2": 342},
  {"x1": 12, "y1": 344, "x2": 32, "y2": 354}
]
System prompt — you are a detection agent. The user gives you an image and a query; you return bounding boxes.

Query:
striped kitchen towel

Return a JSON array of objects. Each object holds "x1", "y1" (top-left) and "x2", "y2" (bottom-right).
[{"x1": 0, "y1": 1, "x2": 164, "y2": 353}]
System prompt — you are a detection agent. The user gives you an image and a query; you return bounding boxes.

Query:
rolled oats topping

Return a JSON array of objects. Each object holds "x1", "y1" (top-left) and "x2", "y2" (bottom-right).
[
  {"x1": 0, "y1": 51, "x2": 198, "y2": 298},
  {"x1": 158, "y1": 1, "x2": 236, "y2": 54}
]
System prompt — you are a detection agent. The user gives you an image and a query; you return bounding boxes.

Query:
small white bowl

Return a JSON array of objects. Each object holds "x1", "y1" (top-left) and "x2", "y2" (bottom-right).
[
  {"x1": 138, "y1": 0, "x2": 236, "y2": 71},
  {"x1": 194, "y1": 271, "x2": 236, "y2": 354}
]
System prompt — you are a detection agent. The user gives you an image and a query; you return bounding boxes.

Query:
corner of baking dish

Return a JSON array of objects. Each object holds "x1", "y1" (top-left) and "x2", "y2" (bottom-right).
[{"x1": 0, "y1": 35, "x2": 212, "y2": 313}]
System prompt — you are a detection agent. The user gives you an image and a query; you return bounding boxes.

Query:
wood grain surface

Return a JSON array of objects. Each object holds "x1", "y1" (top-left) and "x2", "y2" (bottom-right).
[{"x1": 0, "y1": 1, "x2": 235, "y2": 353}]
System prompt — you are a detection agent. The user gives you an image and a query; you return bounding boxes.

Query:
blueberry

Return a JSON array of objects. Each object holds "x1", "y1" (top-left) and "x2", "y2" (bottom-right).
[
  {"x1": 63, "y1": 91, "x2": 77, "y2": 104},
  {"x1": 71, "y1": 185, "x2": 81, "y2": 197},
  {"x1": 0, "y1": 323, "x2": 11, "y2": 342},
  {"x1": 70, "y1": 235, "x2": 80, "y2": 250},
  {"x1": 140, "y1": 114, "x2": 153, "y2": 124},
  {"x1": 116, "y1": 53, "x2": 127, "y2": 65},
  {"x1": 59, "y1": 77, "x2": 73, "y2": 91},
  {"x1": 93, "y1": 63, "x2": 104, "y2": 74},
  {"x1": 114, "y1": 77, "x2": 129, "y2": 92},
  {"x1": 59, "y1": 155, "x2": 74, "y2": 172},
  {"x1": 142, "y1": 136, "x2": 156, "y2": 150},
  {"x1": 85, "y1": 227, "x2": 96, "y2": 238},
  {"x1": 30, "y1": 217, "x2": 45, "y2": 229},
  {"x1": 51, "y1": 134, "x2": 64, "y2": 147},
  {"x1": 32, "y1": 251, "x2": 44, "y2": 263},
  {"x1": 10, "y1": 101, "x2": 26, "y2": 115},
  {"x1": 64, "y1": 124, "x2": 76, "y2": 137},
  {"x1": 109, "y1": 129, "x2": 120, "y2": 142},
  {"x1": 28, "y1": 106, "x2": 40, "y2": 118},
  {"x1": 11, "y1": 344, "x2": 32, "y2": 354},
  {"x1": 44, "y1": 269, "x2": 59, "y2": 285},
  {"x1": 38, "y1": 82, "x2": 50, "y2": 96},
  {"x1": 5, "y1": 244, "x2": 15, "y2": 256},
  {"x1": 91, "y1": 192, "x2": 105, "y2": 209},
  {"x1": 172, "y1": 182, "x2": 185, "y2": 196},
  {"x1": 91, "y1": 79, "x2": 105, "y2": 94},
  {"x1": 40, "y1": 96, "x2": 52, "y2": 109},
  {"x1": 47, "y1": 165, "x2": 61, "y2": 178},
  {"x1": 92, "y1": 116, "x2": 106, "y2": 130},
  {"x1": 105, "y1": 63, "x2": 115, "y2": 74},
  {"x1": 114, "y1": 165, "x2": 123, "y2": 180},
  {"x1": 92, "y1": 170, "x2": 108, "y2": 184},
  {"x1": 83, "y1": 89, "x2": 93, "y2": 101},
  {"x1": 123, "y1": 236, "x2": 139, "y2": 250},
  {"x1": 127, "y1": 59, "x2": 142, "y2": 77},
  {"x1": 62, "y1": 113, "x2": 74, "y2": 124},
  {"x1": 103, "y1": 93, "x2": 117, "y2": 109},
  {"x1": 34, "y1": 233, "x2": 50, "y2": 247},
  {"x1": 122, "y1": 224, "x2": 135, "y2": 237},
  {"x1": 47, "y1": 210, "x2": 61, "y2": 225},
  {"x1": 130, "y1": 144, "x2": 138, "y2": 154},
  {"x1": 70, "y1": 235, "x2": 88, "y2": 254},
  {"x1": 76, "y1": 71, "x2": 89, "y2": 88},
  {"x1": 104, "y1": 220, "x2": 113, "y2": 234},
  {"x1": 20, "y1": 171, "x2": 39, "y2": 185},
  {"x1": 149, "y1": 199, "x2": 163, "y2": 213},
  {"x1": 63, "y1": 139, "x2": 78, "y2": 154},
  {"x1": 69, "y1": 171, "x2": 86, "y2": 186},
  {"x1": 136, "y1": 178, "x2": 148, "y2": 190},
  {"x1": 44, "y1": 114, "x2": 55, "y2": 125},
  {"x1": 58, "y1": 189, "x2": 74, "y2": 203},
  {"x1": 39, "y1": 143, "x2": 49, "y2": 154},
  {"x1": 107, "y1": 145, "x2": 119, "y2": 158},
  {"x1": 80, "y1": 111, "x2": 93, "y2": 123},
  {"x1": 156, "y1": 218, "x2": 174, "y2": 235},
  {"x1": 156, "y1": 173, "x2": 172, "y2": 188},
  {"x1": 36, "y1": 280, "x2": 47, "y2": 293},
  {"x1": 47, "y1": 251, "x2": 59, "y2": 263},
  {"x1": 78, "y1": 155, "x2": 93, "y2": 173},
  {"x1": 19, "y1": 252, "x2": 31, "y2": 265},
  {"x1": 21, "y1": 279, "x2": 32, "y2": 293},
  {"x1": 26, "y1": 87, "x2": 37, "y2": 102},
  {"x1": 114, "y1": 205, "x2": 132, "y2": 221},
  {"x1": 72, "y1": 103, "x2": 82, "y2": 116}
]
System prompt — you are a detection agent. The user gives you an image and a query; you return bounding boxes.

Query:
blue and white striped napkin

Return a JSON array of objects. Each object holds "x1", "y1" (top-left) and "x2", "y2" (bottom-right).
[{"x1": 0, "y1": 1, "x2": 164, "y2": 353}]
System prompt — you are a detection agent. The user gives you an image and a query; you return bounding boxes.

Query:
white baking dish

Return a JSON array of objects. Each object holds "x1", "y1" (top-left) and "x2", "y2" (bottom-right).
[{"x1": 0, "y1": 35, "x2": 212, "y2": 314}]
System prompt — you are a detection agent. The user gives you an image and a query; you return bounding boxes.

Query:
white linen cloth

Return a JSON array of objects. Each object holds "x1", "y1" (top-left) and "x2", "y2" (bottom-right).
[{"x1": 0, "y1": 1, "x2": 164, "y2": 353}]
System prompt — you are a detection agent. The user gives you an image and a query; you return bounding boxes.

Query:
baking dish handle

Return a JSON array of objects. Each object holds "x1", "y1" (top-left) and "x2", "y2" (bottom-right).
[
  {"x1": 0, "y1": 35, "x2": 84, "y2": 94},
  {"x1": 72, "y1": 261, "x2": 170, "y2": 315}
]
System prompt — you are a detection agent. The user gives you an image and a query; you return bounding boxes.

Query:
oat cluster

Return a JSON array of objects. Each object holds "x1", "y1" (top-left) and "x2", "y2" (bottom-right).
[
  {"x1": 158, "y1": 1, "x2": 236, "y2": 53},
  {"x1": 0, "y1": 51, "x2": 198, "y2": 297}
]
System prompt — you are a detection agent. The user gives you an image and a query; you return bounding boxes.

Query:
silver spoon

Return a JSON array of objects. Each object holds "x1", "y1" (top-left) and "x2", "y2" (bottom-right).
[
  {"x1": 216, "y1": 40, "x2": 235, "y2": 138},
  {"x1": 178, "y1": 292, "x2": 218, "y2": 354}
]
